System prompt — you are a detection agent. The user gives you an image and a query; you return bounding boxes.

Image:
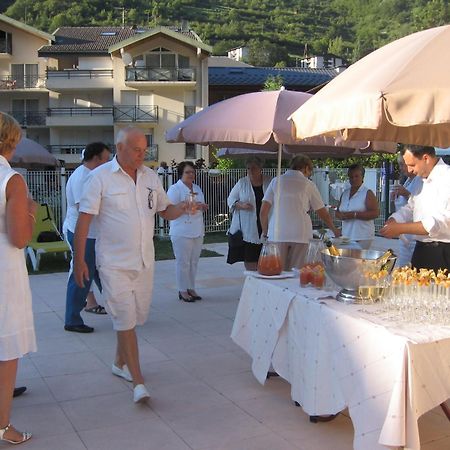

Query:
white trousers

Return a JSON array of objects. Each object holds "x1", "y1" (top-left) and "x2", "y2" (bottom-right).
[{"x1": 171, "y1": 236, "x2": 203, "y2": 291}]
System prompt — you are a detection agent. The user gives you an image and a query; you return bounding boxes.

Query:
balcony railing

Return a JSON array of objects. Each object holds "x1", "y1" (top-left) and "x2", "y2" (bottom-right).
[
  {"x1": 145, "y1": 145, "x2": 158, "y2": 161},
  {"x1": 125, "y1": 67, "x2": 196, "y2": 82},
  {"x1": 114, "y1": 106, "x2": 158, "y2": 122},
  {"x1": 46, "y1": 69, "x2": 113, "y2": 79},
  {"x1": 47, "y1": 145, "x2": 85, "y2": 155},
  {"x1": 48, "y1": 144, "x2": 116, "y2": 155},
  {"x1": 0, "y1": 76, "x2": 45, "y2": 89},
  {"x1": 9, "y1": 111, "x2": 47, "y2": 126},
  {"x1": 47, "y1": 107, "x2": 114, "y2": 116}
]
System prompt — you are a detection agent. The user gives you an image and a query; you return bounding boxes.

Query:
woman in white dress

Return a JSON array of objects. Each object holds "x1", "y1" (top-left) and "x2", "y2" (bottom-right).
[
  {"x1": 336, "y1": 164, "x2": 379, "y2": 250},
  {"x1": 167, "y1": 161, "x2": 208, "y2": 302},
  {"x1": 0, "y1": 113, "x2": 37, "y2": 444}
]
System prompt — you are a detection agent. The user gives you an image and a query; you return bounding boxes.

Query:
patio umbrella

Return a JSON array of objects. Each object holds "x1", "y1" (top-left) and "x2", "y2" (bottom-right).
[
  {"x1": 11, "y1": 137, "x2": 59, "y2": 167},
  {"x1": 290, "y1": 25, "x2": 450, "y2": 147}
]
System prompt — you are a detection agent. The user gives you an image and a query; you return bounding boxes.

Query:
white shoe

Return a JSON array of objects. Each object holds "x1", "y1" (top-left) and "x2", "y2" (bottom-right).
[
  {"x1": 112, "y1": 363, "x2": 132, "y2": 382},
  {"x1": 133, "y1": 384, "x2": 150, "y2": 403}
]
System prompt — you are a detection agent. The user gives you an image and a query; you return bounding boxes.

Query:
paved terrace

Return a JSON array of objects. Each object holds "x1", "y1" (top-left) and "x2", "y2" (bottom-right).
[{"x1": 12, "y1": 238, "x2": 450, "y2": 450}]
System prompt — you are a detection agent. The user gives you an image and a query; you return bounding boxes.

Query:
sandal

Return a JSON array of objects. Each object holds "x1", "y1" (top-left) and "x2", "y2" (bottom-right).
[
  {"x1": 0, "y1": 423, "x2": 32, "y2": 445},
  {"x1": 84, "y1": 305, "x2": 107, "y2": 314}
]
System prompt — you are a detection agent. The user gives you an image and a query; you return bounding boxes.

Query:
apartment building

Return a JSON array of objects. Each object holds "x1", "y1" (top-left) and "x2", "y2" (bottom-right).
[
  {"x1": 0, "y1": 14, "x2": 53, "y2": 147},
  {"x1": 39, "y1": 25, "x2": 211, "y2": 166}
]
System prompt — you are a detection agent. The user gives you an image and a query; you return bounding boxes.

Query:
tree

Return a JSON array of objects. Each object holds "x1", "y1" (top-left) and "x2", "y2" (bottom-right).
[
  {"x1": 262, "y1": 75, "x2": 284, "y2": 91},
  {"x1": 246, "y1": 39, "x2": 289, "y2": 67}
]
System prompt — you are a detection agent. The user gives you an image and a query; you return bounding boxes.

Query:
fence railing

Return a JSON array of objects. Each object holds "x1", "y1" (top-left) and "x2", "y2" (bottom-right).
[
  {"x1": 125, "y1": 67, "x2": 196, "y2": 82},
  {"x1": 47, "y1": 107, "x2": 114, "y2": 116},
  {"x1": 0, "y1": 75, "x2": 46, "y2": 89},
  {"x1": 9, "y1": 111, "x2": 47, "y2": 126},
  {"x1": 46, "y1": 69, "x2": 113, "y2": 79},
  {"x1": 24, "y1": 167, "x2": 388, "y2": 237},
  {"x1": 114, "y1": 105, "x2": 158, "y2": 122}
]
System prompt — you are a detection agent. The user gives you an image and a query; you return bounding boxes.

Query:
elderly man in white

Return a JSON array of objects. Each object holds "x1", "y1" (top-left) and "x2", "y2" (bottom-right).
[{"x1": 74, "y1": 127, "x2": 185, "y2": 403}]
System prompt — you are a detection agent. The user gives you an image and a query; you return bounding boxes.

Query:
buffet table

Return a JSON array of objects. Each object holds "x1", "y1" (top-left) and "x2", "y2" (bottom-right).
[{"x1": 231, "y1": 276, "x2": 450, "y2": 450}]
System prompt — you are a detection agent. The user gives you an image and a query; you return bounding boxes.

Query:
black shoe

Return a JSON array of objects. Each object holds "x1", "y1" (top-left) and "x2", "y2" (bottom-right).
[
  {"x1": 178, "y1": 292, "x2": 195, "y2": 303},
  {"x1": 13, "y1": 386, "x2": 27, "y2": 398},
  {"x1": 64, "y1": 324, "x2": 94, "y2": 333},
  {"x1": 187, "y1": 290, "x2": 202, "y2": 300}
]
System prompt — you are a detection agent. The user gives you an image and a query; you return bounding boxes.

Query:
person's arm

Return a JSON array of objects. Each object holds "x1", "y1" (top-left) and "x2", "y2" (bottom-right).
[
  {"x1": 5, "y1": 174, "x2": 37, "y2": 248},
  {"x1": 315, "y1": 207, "x2": 341, "y2": 237},
  {"x1": 159, "y1": 203, "x2": 186, "y2": 220},
  {"x1": 260, "y1": 200, "x2": 271, "y2": 238},
  {"x1": 380, "y1": 219, "x2": 428, "y2": 238},
  {"x1": 158, "y1": 183, "x2": 186, "y2": 220},
  {"x1": 73, "y1": 212, "x2": 93, "y2": 287}
]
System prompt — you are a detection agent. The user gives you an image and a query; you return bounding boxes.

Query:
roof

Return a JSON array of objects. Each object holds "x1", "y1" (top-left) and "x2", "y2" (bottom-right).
[
  {"x1": 0, "y1": 14, "x2": 54, "y2": 42},
  {"x1": 208, "y1": 67, "x2": 338, "y2": 87},
  {"x1": 38, "y1": 25, "x2": 210, "y2": 56},
  {"x1": 108, "y1": 26, "x2": 212, "y2": 54}
]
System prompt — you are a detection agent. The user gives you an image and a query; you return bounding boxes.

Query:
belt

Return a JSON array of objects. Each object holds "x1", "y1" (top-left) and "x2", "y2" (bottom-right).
[{"x1": 415, "y1": 241, "x2": 450, "y2": 248}]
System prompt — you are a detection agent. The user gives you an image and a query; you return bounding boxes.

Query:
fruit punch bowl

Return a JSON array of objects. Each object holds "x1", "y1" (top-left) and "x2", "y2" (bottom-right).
[{"x1": 321, "y1": 248, "x2": 396, "y2": 303}]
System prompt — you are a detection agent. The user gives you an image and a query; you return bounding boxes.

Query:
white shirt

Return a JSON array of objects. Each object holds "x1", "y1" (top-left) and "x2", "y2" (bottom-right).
[
  {"x1": 227, "y1": 175, "x2": 272, "y2": 244},
  {"x1": 167, "y1": 180, "x2": 205, "y2": 238},
  {"x1": 79, "y1": 157, "x2": 171, "y2": 270},
  {"x1": 391, "y1": 158, "x2": 450, "y2": 243},
  {"x1": 263, "y1": 170, "x2": 324, "y2": 243},
  {"x1": 63, "y1": 165, "x2": 97, "y2": 238},
  {"x1": 339, "y1": 185, "x2": 375, "y2": 241}
]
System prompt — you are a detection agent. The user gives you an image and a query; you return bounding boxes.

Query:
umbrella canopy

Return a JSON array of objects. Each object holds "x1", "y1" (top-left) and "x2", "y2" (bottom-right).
[
  {"x1": 290, "y1": 25, "x2": 450, "y2": 147},
  {"x1": 166, "y1": 89, "x2": 381, "y2": 153},
  {"x1": 217, "y1": 146, "x2": 368, "y2": 160},
  {"x1": 11, "y1": 137, "x2": 59, "y2": 167}
]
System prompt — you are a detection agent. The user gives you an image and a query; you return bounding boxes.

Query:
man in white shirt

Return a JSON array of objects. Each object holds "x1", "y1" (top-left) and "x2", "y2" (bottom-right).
[
  {"x1": 74, "y1": 127, "x2": 185, "y2": 403},
  {"x1": 260, "y1": 154, "x2": 341, "y2": 270},
  {"x1": 64, "y1": 142, "x2": 111, "y2": 333},
  {"x1": 380, "y1": 146, "x2": 450, "y2": 271}
]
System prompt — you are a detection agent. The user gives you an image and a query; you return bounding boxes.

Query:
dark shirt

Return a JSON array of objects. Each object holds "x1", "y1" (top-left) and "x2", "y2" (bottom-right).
[{"x1": 252, "y1": 184, "x2": 264, "y2": 236}]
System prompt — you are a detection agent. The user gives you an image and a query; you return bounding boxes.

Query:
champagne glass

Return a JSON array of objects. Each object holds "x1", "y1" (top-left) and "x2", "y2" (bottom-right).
[{"x1": 184, "y1": 193, "x2": 195, "y2": 224}]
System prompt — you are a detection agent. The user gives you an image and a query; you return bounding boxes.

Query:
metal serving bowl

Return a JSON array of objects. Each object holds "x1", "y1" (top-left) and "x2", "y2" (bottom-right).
[{"x1": 321, "y1": 248, "x2": 396, "y2": 303}]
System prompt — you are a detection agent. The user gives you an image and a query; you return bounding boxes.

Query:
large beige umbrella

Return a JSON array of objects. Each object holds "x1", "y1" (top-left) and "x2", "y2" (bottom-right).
[
  {"x1": 11, "y1": 137, "x2": 59, "y2": 168},
  {"x1": 290, "y1": 25, "x2": 450, "y2": 147}
]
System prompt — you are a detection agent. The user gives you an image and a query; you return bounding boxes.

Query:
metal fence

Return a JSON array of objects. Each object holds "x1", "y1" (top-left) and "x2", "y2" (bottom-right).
[{"x1": 24, "y1": 167, "x2": 388, "y2": 237}]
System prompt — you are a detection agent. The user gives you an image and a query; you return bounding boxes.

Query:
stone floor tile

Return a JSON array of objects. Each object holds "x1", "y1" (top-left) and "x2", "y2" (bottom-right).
[
  {"x1": 11, "y1": 376, "x2": 56, "y2": 407},
  {"x1": 166, "y1": 403, "x2": 268, "y2": 450},
  {"x1": 61, "y1": 391, "x2": 158, "y2": 431},
  {"x1": 11, "y1": 432, "x2": 87, "y2": 450},
  {"x1": 200, "y1": 432, "x2": 303, "y2": 450},
  {"x1": 44, "y1": 369, "x2": 129, "y2": 402},
  {"x1": 79, "y1": 418, "x2": 191, "y2": 450}
]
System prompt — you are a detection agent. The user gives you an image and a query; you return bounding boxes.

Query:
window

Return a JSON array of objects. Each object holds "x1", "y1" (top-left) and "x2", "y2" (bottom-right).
[
  {"x1": 185, "y1": 143, "x2": 196, "y2": 159},
  {"x1": 143, "y1": 48, "x2": 189, "y2": 68},
  {"x1": 0, "y1": 30, "x2": 12, "y2": 54},
  {"x1": 11, "y1": 64, "x2": 39, "y2": 88}
]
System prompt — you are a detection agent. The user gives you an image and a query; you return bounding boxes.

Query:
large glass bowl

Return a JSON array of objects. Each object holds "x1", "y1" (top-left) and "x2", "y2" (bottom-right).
[{"x1": 321, "y1": 248, "x2": 396, "y2": 303}]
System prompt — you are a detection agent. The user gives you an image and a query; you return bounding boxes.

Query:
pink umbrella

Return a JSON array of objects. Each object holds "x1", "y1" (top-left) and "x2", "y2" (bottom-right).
[{"x1": 11, "y1": 137, "x2": 59, "y2": 167}]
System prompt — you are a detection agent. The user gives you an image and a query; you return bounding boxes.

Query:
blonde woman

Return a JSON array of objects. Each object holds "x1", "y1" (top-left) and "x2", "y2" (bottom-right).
[{"x1": 0, "y1": 113, "x2": 37, "y2": 444}]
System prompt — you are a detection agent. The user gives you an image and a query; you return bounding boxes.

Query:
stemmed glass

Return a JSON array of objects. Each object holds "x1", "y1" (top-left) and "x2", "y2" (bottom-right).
[{"x1": 184, "y1": 192, "x2": 197, "y2": 224}]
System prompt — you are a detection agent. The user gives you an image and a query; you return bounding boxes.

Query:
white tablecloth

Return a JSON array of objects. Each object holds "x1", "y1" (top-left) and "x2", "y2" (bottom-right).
[{"x1": 231, "y1": 276, "x2": 450, "y2": 450}]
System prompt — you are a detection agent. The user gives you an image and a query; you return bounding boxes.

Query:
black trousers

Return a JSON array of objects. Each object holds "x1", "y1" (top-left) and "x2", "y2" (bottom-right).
[{"x1": 411, "y1": 241, "x2": 450, "y2": 272}]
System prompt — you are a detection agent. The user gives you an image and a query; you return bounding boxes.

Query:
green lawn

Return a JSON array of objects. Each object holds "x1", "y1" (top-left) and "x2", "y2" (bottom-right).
[{"x1": 27, "y1": 233, "x2": 226, "y2": 274}]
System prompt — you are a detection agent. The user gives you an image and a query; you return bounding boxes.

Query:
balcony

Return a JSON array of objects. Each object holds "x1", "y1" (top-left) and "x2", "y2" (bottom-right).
[
  {"x1": 9, "y1": 111, "x2": 47, "y2": 127},
  {"x1": 46, "y1": 69, "x2": 114, "y2": 91},
  {"x1": 0, "y1": 37, "x2": 12, "y2": 58},
  {"x1": 125, "y1": 67, "x2": 196, "y2": 87},
  {"x1": 114, "y1": 106, "x2": 158, "y2": 123},
  {"x1": 46, "y1": 107, "x2": 114, "y2": 127},
  {"x1": 0, "y1": 76, "x2": 46, "y2": 90}
]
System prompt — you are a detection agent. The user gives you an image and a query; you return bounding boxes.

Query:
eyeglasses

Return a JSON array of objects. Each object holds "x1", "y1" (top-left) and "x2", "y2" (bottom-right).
[
  {"x1": 147, "y1": 187, "x2": 153, "y2": 209},
  {"x1": 183, "y1": 170, "x2": 195, "y2": 175}
]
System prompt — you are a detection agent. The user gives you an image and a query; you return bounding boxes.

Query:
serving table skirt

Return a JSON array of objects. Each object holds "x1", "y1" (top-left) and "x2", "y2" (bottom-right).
[{"x1": 231, "y1": 276, "x2": 450, "y2": 450}]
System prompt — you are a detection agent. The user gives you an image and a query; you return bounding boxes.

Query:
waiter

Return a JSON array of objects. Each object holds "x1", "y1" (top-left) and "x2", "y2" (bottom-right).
[{"x1": 380, "y1": 145, "x2": 449, "y2": 271}]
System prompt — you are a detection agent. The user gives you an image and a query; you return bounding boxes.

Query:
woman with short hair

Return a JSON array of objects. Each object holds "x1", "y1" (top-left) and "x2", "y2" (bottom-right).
[
  {"x1": 0, "y1": 112, "x2": 36, "y2": 444},
  {"x1": 336, "y1": 163, "x2": 379, "y2": 250},
  {"x1": 167, "y1": 161, "x2": 208, "y2": 302},
  {"x1": 227, "y1": 156, "x2": 271, "y2": 270}
]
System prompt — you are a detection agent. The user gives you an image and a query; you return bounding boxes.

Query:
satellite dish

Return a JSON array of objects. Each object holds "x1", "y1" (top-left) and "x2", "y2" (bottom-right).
[{"x1": 122, "y1": 52, "x2": 132, "y2": 66}]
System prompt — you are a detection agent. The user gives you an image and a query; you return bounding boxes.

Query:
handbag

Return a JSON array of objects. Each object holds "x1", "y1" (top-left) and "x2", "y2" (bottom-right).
[{"x1": 227, "y1": 206, "x2": 244, "y2": 249}]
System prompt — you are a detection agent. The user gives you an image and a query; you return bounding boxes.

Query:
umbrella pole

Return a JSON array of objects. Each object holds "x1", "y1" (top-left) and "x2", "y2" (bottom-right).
[{"x1": 274, "y1": 143, "x2": 283, "y2": 242}]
